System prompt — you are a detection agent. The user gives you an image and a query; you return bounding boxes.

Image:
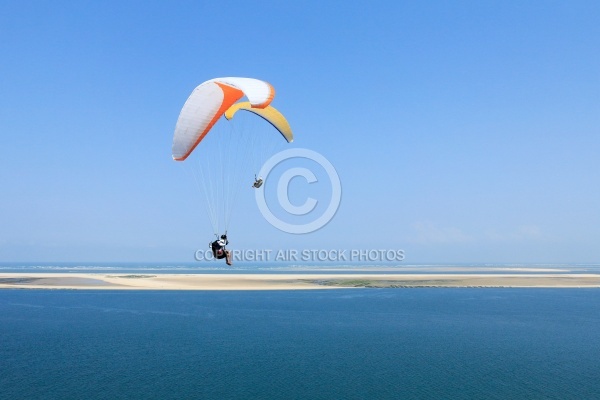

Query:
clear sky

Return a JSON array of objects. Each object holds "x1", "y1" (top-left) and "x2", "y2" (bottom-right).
[{"x1": 1, "y1": 1, "x2": 598, "y2": 263}]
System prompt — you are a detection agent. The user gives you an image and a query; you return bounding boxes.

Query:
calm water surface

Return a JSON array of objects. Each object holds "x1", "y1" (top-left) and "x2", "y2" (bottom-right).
[{"x1": 1, "y1": 289, "x2": 599, "y2": 399}]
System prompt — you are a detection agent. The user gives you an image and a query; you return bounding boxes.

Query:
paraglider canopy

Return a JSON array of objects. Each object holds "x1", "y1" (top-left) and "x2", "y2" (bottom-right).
[{"x1": 172, "y1": 77, "x2": 277, "y2": 161}]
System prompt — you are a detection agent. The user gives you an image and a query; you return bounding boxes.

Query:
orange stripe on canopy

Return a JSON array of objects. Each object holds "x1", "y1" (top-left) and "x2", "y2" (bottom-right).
[{"x1": 174, "y1": 82, "x2": 243, "y2": 161}]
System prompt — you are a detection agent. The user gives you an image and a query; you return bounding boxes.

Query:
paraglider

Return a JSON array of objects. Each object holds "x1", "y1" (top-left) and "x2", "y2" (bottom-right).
[
  {"x1": 210, "y1": 234, "x2": 232, "y2": 266},
  {"x1": 172, "y1": 77, "x2": 293, "y2": 265},
  {"x1": 252, "y1": 175, "x2": 264, "y2": 189}
]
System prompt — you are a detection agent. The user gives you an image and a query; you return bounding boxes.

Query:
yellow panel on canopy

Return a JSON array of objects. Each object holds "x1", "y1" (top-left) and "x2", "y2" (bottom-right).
[{"x1": 225, "y1": 102, "x2": 294, "y2": 143}]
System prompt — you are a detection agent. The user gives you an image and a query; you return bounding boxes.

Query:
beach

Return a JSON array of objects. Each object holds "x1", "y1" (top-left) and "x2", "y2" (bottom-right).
[{"x1": 2, "y1": 272, "x2": 600, "y2": 290}]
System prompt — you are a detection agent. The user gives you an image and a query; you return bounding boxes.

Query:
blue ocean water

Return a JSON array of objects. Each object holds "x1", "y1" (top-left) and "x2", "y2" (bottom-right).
[
  {"x1": 1, "y1": 289, "x2": 599, "y2": 399},
  {"x1": 2, "y1": 261, "x2": 599, "y2": 274}
]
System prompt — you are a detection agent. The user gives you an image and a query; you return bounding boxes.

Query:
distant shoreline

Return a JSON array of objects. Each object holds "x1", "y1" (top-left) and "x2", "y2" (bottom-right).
[{"x1": 1, "y1": 273, "x2": 600, "y2": 290}]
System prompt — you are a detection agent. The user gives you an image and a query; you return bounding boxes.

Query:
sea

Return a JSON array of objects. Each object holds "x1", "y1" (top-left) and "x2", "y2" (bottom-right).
[{"x1": 1, "y1": 263, "x2": 600, "y2": 399}]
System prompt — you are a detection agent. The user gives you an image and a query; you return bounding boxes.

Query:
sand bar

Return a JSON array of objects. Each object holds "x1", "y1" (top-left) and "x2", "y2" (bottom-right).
[{"x1": 1, "y1": 273, "x2": 600, "y2": 290}]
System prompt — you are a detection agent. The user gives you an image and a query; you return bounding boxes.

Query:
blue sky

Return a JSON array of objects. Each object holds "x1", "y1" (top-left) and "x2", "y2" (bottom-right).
[{"x1": 1, "y1": 1, "x2": 598, "y2": 263}]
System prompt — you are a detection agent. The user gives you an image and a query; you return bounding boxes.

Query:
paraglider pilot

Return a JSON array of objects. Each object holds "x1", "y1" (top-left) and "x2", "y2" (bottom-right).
[
  {"x1": 252, "y1": 176, "x2": 263, "y2": 189},
  {"x1": 211, "y1": 234, "x2": 232, "y2": 266}
]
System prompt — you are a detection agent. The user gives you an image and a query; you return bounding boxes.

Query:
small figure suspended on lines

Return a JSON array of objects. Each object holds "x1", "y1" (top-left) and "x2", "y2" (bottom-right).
[
  {"x1": 252, "y1": 175, "x2": 263, "y2": 189},
  {"x1": 210, "y1": 234, "x2": 232, "y2": 266}
]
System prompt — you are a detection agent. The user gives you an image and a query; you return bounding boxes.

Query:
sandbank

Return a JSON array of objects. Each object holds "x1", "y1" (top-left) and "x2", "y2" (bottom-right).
[{"x1": 1, "y1": 273, "x2": 600, "y2": 290}]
